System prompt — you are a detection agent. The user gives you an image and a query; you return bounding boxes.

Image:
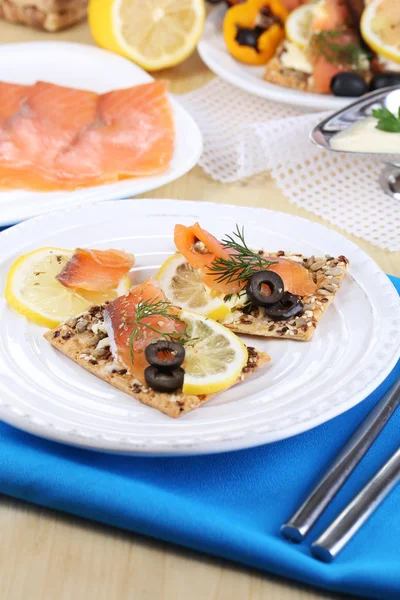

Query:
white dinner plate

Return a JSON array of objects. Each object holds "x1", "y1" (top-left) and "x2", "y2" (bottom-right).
[
  {"x1": 0, "y1": 199, "x2": 399, "y2": 456},
  {"x1": 198, "y1": 6, "x2": 355, "y2": 111},
  {"x1": 0, "y1": 43, "x2": 202, "y2": 227}
]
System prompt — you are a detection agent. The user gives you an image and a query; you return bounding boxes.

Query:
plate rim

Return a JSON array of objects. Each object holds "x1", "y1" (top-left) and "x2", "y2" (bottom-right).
[
  {"x1": 0, "y1": 42, "x2": 203, "y2": 228},
  {"x1": 0, "y1": 198, "x2": 399, "y2": 456},
  {"x1": 198, "y1": 5, "x2": 354, "y2": 112}
]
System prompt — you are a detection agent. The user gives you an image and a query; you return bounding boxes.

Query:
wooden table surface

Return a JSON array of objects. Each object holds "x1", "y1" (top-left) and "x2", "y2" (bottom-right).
[{"x1": 0, "y1": 17, "x2": 398, "y2": 600}]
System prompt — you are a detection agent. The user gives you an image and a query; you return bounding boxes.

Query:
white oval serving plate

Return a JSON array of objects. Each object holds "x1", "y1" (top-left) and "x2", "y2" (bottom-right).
[
  {"x1": 0, "y1": 199, "x2": 399, "y2": 455},
  {"x1": 0, "y1": 42, "x2": 202, "y2": 228},
  {"x1": 198, "y1": 6, "x2": 355, "y2": 111}
]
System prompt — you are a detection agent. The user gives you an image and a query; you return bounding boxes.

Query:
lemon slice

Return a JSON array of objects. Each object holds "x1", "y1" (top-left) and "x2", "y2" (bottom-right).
[
  {"x1": 89, "y1": 0, "x2": 205, "y2": 71},
  {"x1": 180, "y1": 310, "x2": 248, "y2": 395},
  {"x1": 285, "y1": 4, "x2": 314, "y2": 49},
  {"x1": 361, "y1": 0, "x2": 400, "y2": 64},
  {"x1": 5, "y1": 247, "x2": 130, "y2": 328},
  {"x1": 156, "y1": 253, "x2": 231, "y2": 321}
]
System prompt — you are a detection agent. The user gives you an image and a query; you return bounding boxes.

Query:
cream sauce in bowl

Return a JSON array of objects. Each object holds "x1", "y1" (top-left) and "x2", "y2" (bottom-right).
[{"x1": 330, "y1": 117, "x2": 400, "y2": 154}]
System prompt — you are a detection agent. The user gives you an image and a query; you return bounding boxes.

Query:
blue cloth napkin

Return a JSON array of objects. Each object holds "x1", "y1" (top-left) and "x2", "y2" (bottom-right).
[{"x1": 0, "y1": 277, "x2": 399, "y2": 600}]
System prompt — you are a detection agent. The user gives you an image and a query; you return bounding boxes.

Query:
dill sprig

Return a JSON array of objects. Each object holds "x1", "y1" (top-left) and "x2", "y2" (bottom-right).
[
  {"x1": 127, "y1": 297, "x2": 191, "y2": 364},
  {"x1": 310, "y1": 29, "x2": 370, "y2": 71},
  {"x1": 207, "y1": 225, "x2": 277, "y2": 287}
]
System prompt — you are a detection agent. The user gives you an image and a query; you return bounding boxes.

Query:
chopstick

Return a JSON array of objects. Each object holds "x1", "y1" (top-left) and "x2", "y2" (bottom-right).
[
  {"x1": 311, "y1": 447, "x2": 400, "y2": 562},
  {"x1": 281, "y1": 378, "x2": 400, "y2": 543}
]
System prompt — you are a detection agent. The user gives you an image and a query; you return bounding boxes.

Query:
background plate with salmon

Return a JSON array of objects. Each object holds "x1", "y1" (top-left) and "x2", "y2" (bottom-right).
[
  {"x1": 0, "y1": 42, "x2": 202, "y2": 227},
  {"x1": 0, "y1": 199, "x2": 398, "y2": 455},
  {"x1": 198, "y1": 5, "x2": 358, "y2": 110}
]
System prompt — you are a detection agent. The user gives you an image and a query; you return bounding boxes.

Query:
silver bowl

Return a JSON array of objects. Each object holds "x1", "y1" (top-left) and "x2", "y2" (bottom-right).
[{"x1": 310, "y1": 86, "x2": 400, "y2": 201}]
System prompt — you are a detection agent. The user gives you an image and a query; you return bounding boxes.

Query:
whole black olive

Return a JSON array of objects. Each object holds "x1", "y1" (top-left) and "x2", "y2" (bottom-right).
[
  {"x1": 144, "y1": 366, "x2": 185, "y2": 393},
  {"x1": 145, "y1": 340, "x2": 185, "y2": 369},
  {"x1": 246, "y1": 271, "x2": 285, "y2": 307},
  {"x1": 235, "y1": 26, "x2": 264, "y2": 51},
  {"x1": 370, "y1": 72, "x2": 400, "y2": 91},
  {"x1": 330, "y1": 72, "x2": 368, "y2": 97},
  {"x1": 263, "y1": 292, "x2": 304, "y2": 321}
]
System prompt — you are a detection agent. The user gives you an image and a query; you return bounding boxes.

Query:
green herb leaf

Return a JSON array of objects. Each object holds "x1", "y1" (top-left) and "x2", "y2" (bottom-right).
[
  {"x1": 207, "y1": 225, "x2": 277, "y2": 287},
  {"x1": 310, "y1": 28, "x2": 370, "y2": 71},
  {"x1": 372, "y1": 108, "x2": 400, "y2": 133}
]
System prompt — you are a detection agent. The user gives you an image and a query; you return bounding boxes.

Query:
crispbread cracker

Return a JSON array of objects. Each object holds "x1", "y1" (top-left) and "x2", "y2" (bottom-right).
[
  {"x1": 264, "y1": 56, "x2": 311, "y2": 92},
  {"x1": 264, "y1": 43, "x2": 311, "y2": 92},
  {"x1": 222, "y1": 252, "x2": 349, "y2": 341},
  {"x1": 44, "y1": 307, "x2": 270, "y2": 418}
]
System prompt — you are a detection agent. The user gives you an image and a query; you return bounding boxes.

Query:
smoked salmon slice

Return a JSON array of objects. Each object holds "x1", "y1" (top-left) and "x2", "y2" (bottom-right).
[
  {"x1": 310, "y1": 0, "x2": 349, "y2": 32},
  {"x1": 103, "y1": 278, "x2": 185, "y2": 384},
  {"x1": 0, "y1": 80, "x2": 174, "y2": 191},
  {"x1": 264, "y1": 257, "x2": 317, "y2": 296},
  {"x1": 174, "y1": 223, "x2": 317, "y2": 296},
  {"x1": 174, "y1": 222, "x2": 244, "y2": 293},
  {"x1": 174, "y1": 222, "x2": 230, "y2": 269},
  {"x1": 56, "y1": 248, "x2": 135, "y2": 292},
  {"x1": 308, "y1": 0, "x2": 362, "y2": 94},
  {"x1": 56, "y1": 81, "x2": 174, "y2": 182},
  {"x1": 0, "y1": 82, "x2": 31, "y2": 127},
  {"x1": 0, "y1": 81, "x2": 99, "y2": 186}
]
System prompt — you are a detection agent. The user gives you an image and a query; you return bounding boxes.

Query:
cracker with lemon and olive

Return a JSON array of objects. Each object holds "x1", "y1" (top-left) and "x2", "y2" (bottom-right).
[
  {"x1": 158, "y1": 225, "x2": 349, "y2": 342},
  {"x1": 221, "y1": 251, "x2": 348, "y2": 341},
  {"x1": 44, "y1": 299, "x2": 270, "y2": 419}
]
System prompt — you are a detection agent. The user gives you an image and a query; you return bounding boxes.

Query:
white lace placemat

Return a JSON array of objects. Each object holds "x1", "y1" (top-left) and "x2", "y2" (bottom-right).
[{"x1": 179, "y1": 78, "x2": 400, "y2": 252}]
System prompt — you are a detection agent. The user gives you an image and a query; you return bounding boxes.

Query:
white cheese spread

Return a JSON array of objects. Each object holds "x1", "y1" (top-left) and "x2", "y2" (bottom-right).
[{"x1": 281, "y1": 42, "x2": 313, "y2": 74}]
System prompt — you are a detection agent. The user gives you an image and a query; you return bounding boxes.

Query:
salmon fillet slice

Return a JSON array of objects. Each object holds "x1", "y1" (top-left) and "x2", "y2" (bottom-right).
[
  {"x1": 0, "y1": 80, "x2": 175, "y2": 191},
  {"x1": 0, "y1": 165, "x2": 116, "y2": 191},
  {"x1": 0, "y1": 81, "x2": 99, "y2": 187},
  {"x1": 56, "y1": 248, "x2": 135, "y2": 291},
  {"x1": 103, "y1": 278, "x2": 185, "y2": 385},
  {"x1": 55, "y1": 81, "x2": 175, "y2": 181},
  {"x1": 0, "y1": 82, "x2": 31, "y2": 127}
]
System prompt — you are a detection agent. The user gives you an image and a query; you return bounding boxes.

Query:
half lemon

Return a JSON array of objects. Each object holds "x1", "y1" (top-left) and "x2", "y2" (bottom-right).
[
  {"x1": 89, "y1": 0, "x2": 206, "y2": 71},
  {"x1": 361, "y1": 0, "x2": 400, "y2": 64}
]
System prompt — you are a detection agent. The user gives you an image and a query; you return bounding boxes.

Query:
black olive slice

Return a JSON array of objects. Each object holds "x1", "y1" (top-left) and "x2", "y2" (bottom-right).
[
  {"x1": 370, "y1": 72, "x2": 400, "y2": 91},
  {"x1": 145, "y1": 340, "x2": 185, "y2": 369},
  {"x1": 264, "y1": 292, "x2": 304, "y2": 321},
  {"x1": 246, "y1": 271, "x2": 284, "y2": 307},
  {"x1": 144, "y1": 366, "x2": 185, "y2": 393},
  {"x1": 330, "y1": 72, "x2": 368, "y2": 98}
]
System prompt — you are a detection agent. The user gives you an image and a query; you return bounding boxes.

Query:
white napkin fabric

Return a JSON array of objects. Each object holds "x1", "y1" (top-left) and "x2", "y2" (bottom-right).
[{"x1": 180, "y1": 78, "x2": 400, "y2": 252}]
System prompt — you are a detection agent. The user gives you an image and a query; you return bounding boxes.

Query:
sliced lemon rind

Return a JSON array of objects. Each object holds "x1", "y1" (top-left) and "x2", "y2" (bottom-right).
[
  {"x1": 5, "y1": 247, "x2": 131, "y2": 329},
  {"x1": 180, "y1": 310, "x2": 248, "y2": 396},
  {"x1": 156, "y1": 253, "x2": 231, "y2": 321},
  {"x1": 5, "y1": 247, "x2": 73, "y2": 328},
  {"x1": 285, "y1": 4, "x2": 314, "y2": 49}
]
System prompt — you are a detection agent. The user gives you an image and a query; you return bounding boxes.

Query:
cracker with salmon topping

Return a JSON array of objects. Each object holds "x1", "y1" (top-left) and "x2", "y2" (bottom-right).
[
  {"x1": 264, "y1": 42, "x2": 312, "y2": 92},
  {"x1": 221, "y1": 253, "x2": 349, "y2": 342},
  {"x1": 44, "y1": 305, "x2": 270, "y2": 419}
]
